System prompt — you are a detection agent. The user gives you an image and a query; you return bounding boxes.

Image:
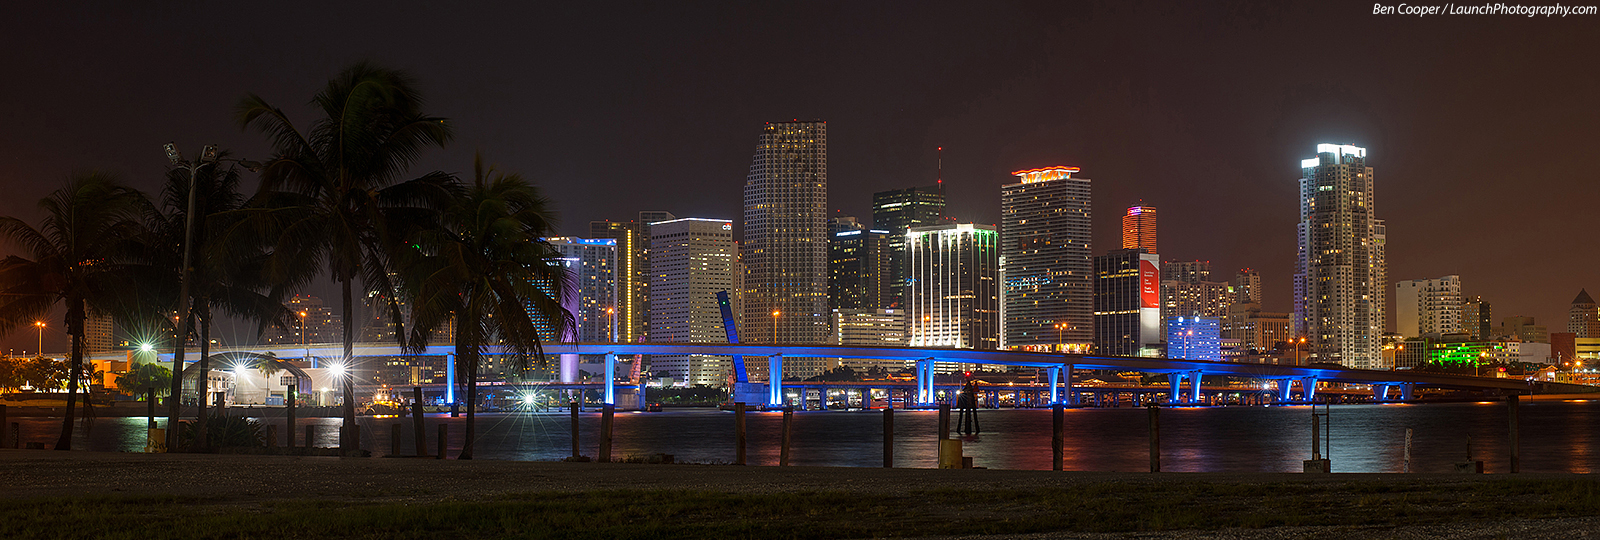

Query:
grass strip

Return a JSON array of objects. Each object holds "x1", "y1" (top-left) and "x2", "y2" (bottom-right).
[{"x1": 1, "y1": 478, "x2": 1597, "y2": 539}]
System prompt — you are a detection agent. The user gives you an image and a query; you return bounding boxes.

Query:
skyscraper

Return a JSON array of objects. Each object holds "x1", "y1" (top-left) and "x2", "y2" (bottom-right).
[
  {"x1": 1394, "y1": 275, "x2": 1462, "y2": 338},
  {"x1": 263, "y1": 295, "x2": 343, "y2": 347},
  {"x1": 1234, "y1": 269, "x2": 1262, "y2": 305},
  {"x1": 1120, "y1": 205, "x2": 1157, "y2": 253},
  {"x1": 648, "y1": 218, "x2": 735, "y2": 386},
  {"x1": 1462, "y1": 295, "x2": 1492, "y2": 339},
  {"x1": 589, "y1": 210, "x2": 675, "y2": 343},
  {"x1": 1001, "y1": 166, "x2": 1092, "y2": 351},
  {"x1": 1294, "y1": 144, "x2": 1386, "y2": 369},
  {"x1": 742, "y1": 121, "x2": 828, "y2": 345},
  {"x1": 546, "y1": 237, "x2": 619, "y2": 343},
  {"x1": 1570, "y1": 289, "x2": 1600, "y2": 338},
  {"x1": 1162, "y1": 260, "x2": 1211, "y2": 282},
  {"x1": 872, "y1": 185, "x2": 945, "y2": 308},
  {"x1": 589, "y1": 220, "x2": 642, "y2": 342},
  {"x1": 907, "y1": 223, "x2": 1000, "y2": 350},
  {"x1": 829, "y1": 228, "x2": 893, "y2": 310},
  {"x1": 1093, "y1": 249, "x2": 1162, "y2": 356}
]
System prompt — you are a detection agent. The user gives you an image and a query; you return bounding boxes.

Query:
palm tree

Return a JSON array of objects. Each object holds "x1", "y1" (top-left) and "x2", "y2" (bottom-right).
[
  {"x1": 400, "y1": 155, "x2": 572, "y2": 459},
  {"x1": 0, "y1": 173, "x2": 149, "y2": 450},
  {"x1": 236, "y1": 62, "x2": 454, "y2": 450}
]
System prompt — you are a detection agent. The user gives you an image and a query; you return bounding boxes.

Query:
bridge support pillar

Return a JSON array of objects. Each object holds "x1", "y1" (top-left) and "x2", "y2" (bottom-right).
[
  {"x1": 1277, "y1": 379, "x2": 1293, "y2": 403},
  {"x1": 1064, "y1": 364, "x2": 1076, "y2": 405},
  {"x1": 1401, "y1": 383, "x2": 1415, "y2": 401},
  {"x1": 445, "y1": 352, "x2": 456, "y2": 405},
  {"x1": 916, "y1": 358, "x2": 935, "y2": 405},
  {"x1": 1189, "y1": 370, "x2": 1203, "y2": 404},
  {"x1": 1301, "y1": 377, "x2": 1318, "y2": 402},
  {"x1": 1048, "y1": 366, "x2": 1061, "y2": 404},
  {"x1": 768, "y1": 355, "x2": 784, "y2": 407},
  {"x1": 1167, "y1": 373, "x2": 1183, "y2": 404},
  {"x1": 603, "y1": 353, "x2": 616, "y2": 405},
  {"x1": 1372, "y1": 384, "x2": 1389, "y2": 402}
]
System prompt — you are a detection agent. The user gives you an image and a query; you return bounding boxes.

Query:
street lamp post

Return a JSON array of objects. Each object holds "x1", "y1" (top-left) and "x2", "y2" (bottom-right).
[
  {"x1": 299, "y1": 310, "x2": 309, "y2": 362},
  {"x1": 33, "y1": 321, "x2": 44, "y2": 358},
  {"x1": 162, "y1": 143, "x2": 261, "y2": 449},
  {"x1": 1293, "y1": 337, "x2": 1307, "y2": 365},
  {"x1": 771, "y1": 310, "x2": 780, "y2": 344}
]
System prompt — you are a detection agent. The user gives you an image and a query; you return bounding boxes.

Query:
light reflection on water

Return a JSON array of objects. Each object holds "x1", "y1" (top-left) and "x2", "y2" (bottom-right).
[{"x1": 11, "y1": 400, "x2": 1598, "y2": 473}]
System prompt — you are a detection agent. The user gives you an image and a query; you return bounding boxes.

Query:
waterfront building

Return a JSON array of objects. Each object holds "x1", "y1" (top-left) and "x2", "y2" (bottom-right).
[
  {"x1": 830, "y1": 308, "x2": 909, "y2": 372},
  {"x1": 1394, "y1": 275, "x2": 1463, "y2": 338},
  {"x1": 1001, "y1": 167, "x2": 1092, "y2": 351},
  {"x1": 1294, "y1": 144, "x2": 1387, "y2": 369},
  {"x1": 85, "y1": 309, "x2": 112, "y2": 355},
  {"x1": 1570, "y1": 289, "x2": 1600, "y2": 338},
  {"x1": 872, "y1": 185, "x2": 945, "y2": 308},
  {"x1": 829, "y1": 228, "x2": 893, "y2": 310},
  {"x1": 546, "y1": 237, "x2": 619, "y2": 342},
  {"x1": 742, "y1": 121, "x2": 829, "y2": 346},
  {"x1": 907, "y1": 223, "x2": 1000, "y2": 351},
  {"x1": 1093, "y1": 249, "x2": 1162, "y2": 356},
  {"x1": 1120, "y1": 205, "x2": 1156, "y2": 253},
  {"x1": 1462, "y1": 296, "x2": 1492, "y2": 340},
  {"x1": 1234, "y1": 269, "x2": 1262, "y2": 305},
  {"x1": 1428, "y1": 340, "x2": 1525, "y2": 367},
  {"x1": 648, "y1": 218, "x2": 736, "y2": 386},
  {"x1": 1167, "y1": 316, "x2": 1221, "y2": 361}
]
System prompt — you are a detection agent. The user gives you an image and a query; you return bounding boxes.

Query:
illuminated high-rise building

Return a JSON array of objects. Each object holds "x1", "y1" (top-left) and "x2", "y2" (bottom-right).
[
  {"x1": 1093, "y1": 249, "x2": 1162, "y2": 356},
  {"x1": 1294, "y1": 144, "x2": 1386, "y2": 369},
  {"x1": 872, "y1": 186, "x2": 945, "y2": 308},
  {"x1": 1120, "y1": 205, "x2": 1156, "y2": 253},
  {"x1": 907, "y1": 223, "x2": 999, "y2": 350},
  {"x1": 1234, "y1": 269, "x2": 1262, "y2": 305},
  {"x1": 1162, "y1": 260, "x2": 1211, "y2": 282},
  {"x1": 1001, "y1": 167, "x2": 1092, "y2": 351},
  {"x1": 1462, "y1": 295, "x2": 1492, "y2": 339},
  {"x1": 589, "y1": 210, "x2": 675, "y2": 343},
  {"x1": 1394, "y1": 275, "x2": 1462, "y2": 338},
  {"x1": 648, "y1": 218, "x2": 735, "y2": 386},
  {"x1": 742, "y1": 121, "x2": 828, "y2": 345},
  {"x1": 1167, "y1": 316, "x2": 1221, "y2": 361},
  {"x1": 829, "y1": 228, "x2": 893, "y2": 310},
  {"x1": 1569, "y1": 289, "x2": 1600, "y2": 338},
  {"x1": 546, "y1": 237, "x2": 619, "y2": 343},
  {"x1": 263, "y1": 295, "x2": 342, "y2": 346},
  {"x1": 84, "y1": 309, "x2": 112, "y2": 355}
]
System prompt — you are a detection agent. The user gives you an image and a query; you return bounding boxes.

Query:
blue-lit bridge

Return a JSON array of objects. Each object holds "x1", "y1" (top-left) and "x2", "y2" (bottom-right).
[{"x1": 94, "y1": 342, "x2": 1594, "y2": 410}]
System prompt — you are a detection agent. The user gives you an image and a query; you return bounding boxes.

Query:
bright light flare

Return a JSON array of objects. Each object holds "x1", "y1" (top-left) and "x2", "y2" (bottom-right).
[{"x1": 139, "y1": 343, "x2": 154, "y2": 352}]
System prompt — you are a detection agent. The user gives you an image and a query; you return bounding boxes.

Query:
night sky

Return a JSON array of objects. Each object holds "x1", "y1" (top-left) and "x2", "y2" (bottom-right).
[{"x1": 2, "y1": 2, "x2": 1595, "y2": 353}]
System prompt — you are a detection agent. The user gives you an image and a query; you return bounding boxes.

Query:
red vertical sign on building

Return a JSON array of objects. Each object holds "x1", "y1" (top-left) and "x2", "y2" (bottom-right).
[{"x1": 1140, "y1": 260, "x2": 1160, "y2": 308}]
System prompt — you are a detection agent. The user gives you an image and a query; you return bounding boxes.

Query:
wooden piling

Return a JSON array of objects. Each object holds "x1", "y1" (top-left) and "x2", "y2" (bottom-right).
[
  {"x1": 600, "y1": 404, "x2": 614, "y2": 463},
  {"x1": 266, "y1": 425, "x2": 278, "y2": 448},
  {"x1": 938, "y1": 403, "x2": 951, "y2": 440},
  {"x1": 1052, "y1": 403, "x2": 1064, "y2": 471},
  {"x1": 570, "y1": 401, "x2": 580, "y2": 459},
  {"x1": 146, "y1": 389, "x2": 155, "y2": 429},
  {"x1": 412, "y1": 387, "x2": 426, "y2": 457},
  {"x1": 286, "y1": 384, "x2": 297, "y2": 448},
  {"x1": 305, "y1": 425, "x2": 315, "y2": 449},
  {"x1": 1148, "y1": 405, "x2": 1160, "y2": 473},
  {"x1": 734, "y1": 402, "x2": 747, "y2": 465},
  {"x1": 437, "y1": 423, "x2": 448, "y2": 460},
  {"x1": 10, "y1": 422, "x2": 18, "y2": 449},
  {"x1": 780, "y1": 407, "x2": 793, "y2": 466},
  {"x1": 882, "y1": 407, "x2": 894, "y2": 468},
  {"x1": 391, "y1": 424, "x2": 402, "y2": 456},
  {"x1": 1508, "y1": 395, "x2": 1520, "y2": 473}
]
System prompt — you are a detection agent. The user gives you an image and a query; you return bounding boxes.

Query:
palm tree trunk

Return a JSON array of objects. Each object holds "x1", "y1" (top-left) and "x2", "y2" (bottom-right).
[
  {"x1": 461, "y1": 353, "x2": 476, "y2": 460},
  {"x1": 56, "y1": 298, "x2": 85, "y2": 451},
  {"x1": 340, "y1": 277, "x2": 356, "y2": 451}
]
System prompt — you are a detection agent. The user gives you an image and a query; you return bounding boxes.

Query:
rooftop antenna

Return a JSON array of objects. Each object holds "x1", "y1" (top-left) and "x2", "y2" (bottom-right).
[{"x1": 937, "y1": 146, "x2": 944, "y2": 197}]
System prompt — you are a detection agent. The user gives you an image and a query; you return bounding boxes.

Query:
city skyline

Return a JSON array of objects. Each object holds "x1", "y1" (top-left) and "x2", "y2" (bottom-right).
[{"x1": 1, "y1": 3, "x2": 1596, "y2": 353}]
